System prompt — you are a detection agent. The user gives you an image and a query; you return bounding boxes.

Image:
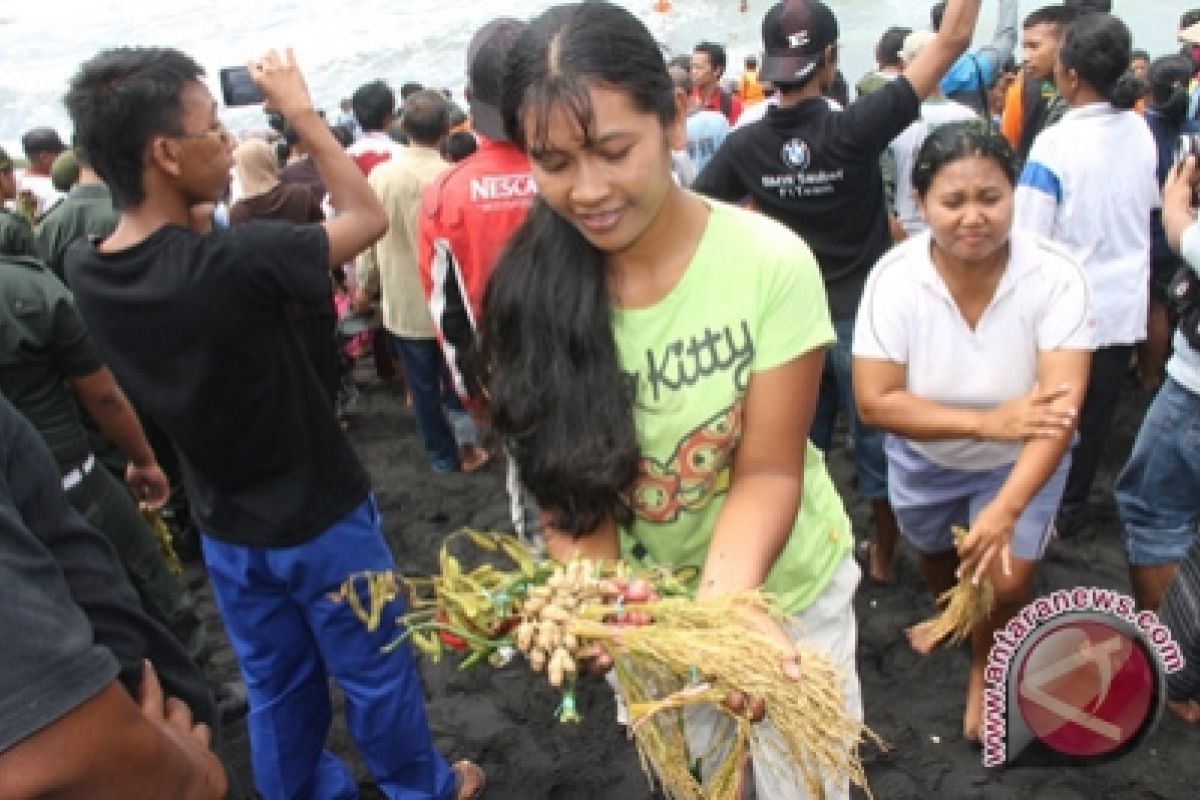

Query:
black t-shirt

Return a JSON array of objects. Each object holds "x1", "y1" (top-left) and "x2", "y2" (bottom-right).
[
  {"x1": 65, "y1": 222, "x2": 369, "y2": 547},
  {"x1": 693, "y1": 77, "x2": 920, "y2": 320}
]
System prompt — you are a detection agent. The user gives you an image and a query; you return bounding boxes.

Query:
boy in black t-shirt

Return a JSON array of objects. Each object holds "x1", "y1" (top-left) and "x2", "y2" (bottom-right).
[
  {"x1": 693, "y1": 0, "x2": 981, "y2": 582},
  {"x1": 63, "y1": 47, "x2": 482, "y2": 799}
]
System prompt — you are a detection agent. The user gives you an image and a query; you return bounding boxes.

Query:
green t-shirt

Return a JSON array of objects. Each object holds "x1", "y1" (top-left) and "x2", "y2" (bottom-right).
[
  {"x1": 35, "y1": 184, "x2": 118, "y2": 279},
  {"x1": 612, "y1": 201, "x2": 852, "y2": 614}
]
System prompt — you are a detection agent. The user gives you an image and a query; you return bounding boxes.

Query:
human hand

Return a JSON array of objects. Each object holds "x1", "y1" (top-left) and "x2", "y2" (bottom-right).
[
  {"x1": 351, "y1": 287, "x2": 373, "y2": 315},
  {"x1": 1164, "y1": 155, "x2": 1199, "y2": 254},
  {"x1": 138, "y1": 661, "x2": 228, "y2": 799},
  {"x1": 979, "y1": 383, "x2": 1075, "y2": 442},
  {"x1": 956, "y1": 502, "x2": 1016, "y2": 585},
  {"x1": 720, "y1": 603, "x2": 800, "y2": 723},
  {"x1": 125, "y1": 462, "x2": 170, "y2": 511},
  {"x1": 1164, "y1": 154, "x2": 1199, "y2": 214},
  {"x1": 247, "y1": 48, "x2": 315, "y2": 120}
]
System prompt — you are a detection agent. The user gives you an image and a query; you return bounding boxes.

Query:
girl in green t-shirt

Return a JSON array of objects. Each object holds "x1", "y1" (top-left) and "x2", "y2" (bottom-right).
[{"x1": 478, "y1": 4, "x2": 859, "y2": 797}]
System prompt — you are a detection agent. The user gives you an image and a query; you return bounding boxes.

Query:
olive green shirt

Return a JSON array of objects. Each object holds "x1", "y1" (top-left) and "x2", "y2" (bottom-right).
[
  {"x1": 0, "y1": 256, "x2": 102, "y2": 469},
  {"x1": 0, "y1": 210, "x2": 37, "y2": 261},
  {"x1": 35, "y1": 184, "x2": 118, "y2": 279}
]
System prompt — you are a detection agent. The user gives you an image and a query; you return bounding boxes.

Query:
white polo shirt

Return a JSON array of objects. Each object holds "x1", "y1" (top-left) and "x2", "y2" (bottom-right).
[
  {"x1": 853, "y1": 229, "x2": 1094, "y2": 471},
  {"x1": 1014, "y1": 102, "x2": 1158, "y2": 348}
]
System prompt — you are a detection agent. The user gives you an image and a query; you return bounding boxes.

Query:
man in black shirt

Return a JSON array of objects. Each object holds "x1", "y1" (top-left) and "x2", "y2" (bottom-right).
[
  {"x1": 693, "y1": 0, "x2": 981, "y2": 582},
  {"x1": 64, "y1": 47, "x2": 481, "y2": 799}
]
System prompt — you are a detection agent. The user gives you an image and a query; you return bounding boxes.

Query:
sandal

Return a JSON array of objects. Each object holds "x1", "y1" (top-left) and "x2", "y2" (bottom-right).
[{"x1": 453, "y1": 760, "x2": 485, "y2": 800}]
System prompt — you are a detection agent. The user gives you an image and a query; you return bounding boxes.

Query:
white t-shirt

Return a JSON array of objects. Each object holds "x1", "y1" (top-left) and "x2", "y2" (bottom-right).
[
  {"x1": 853, "y1": 229, "x2": 1094, "y2": 471},
  {"x1": 17, "y1": 173, "x2": 64, "y2": 217},
  {"x1": 1014, "y1": 102, "x2": 1159, "y2": 348},
  {"x1": 889, "y1": 98, "x2": 978, "y2": 236}
]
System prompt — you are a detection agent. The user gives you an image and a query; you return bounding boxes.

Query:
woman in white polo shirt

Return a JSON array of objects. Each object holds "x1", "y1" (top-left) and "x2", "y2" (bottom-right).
[{"x1": 853, "y1": 122, "x2": 1093, "y2": 741}]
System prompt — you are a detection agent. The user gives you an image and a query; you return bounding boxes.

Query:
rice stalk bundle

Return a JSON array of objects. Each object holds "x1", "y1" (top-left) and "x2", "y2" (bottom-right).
[
  {"x1": 333, "y1": 529, "x2": 883, "y2": 800},
  {"x1": 141, "y1": 508, "x2": 184, "y2": 578},
  {"x1": 907, "y1": 527, "x2": 996, "y2": 655}
]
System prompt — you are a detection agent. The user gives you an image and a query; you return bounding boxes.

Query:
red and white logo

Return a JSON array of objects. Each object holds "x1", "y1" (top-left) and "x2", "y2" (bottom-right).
[{"x1": 1015, "y1": 619, "x2": 1156, "y2": 758}]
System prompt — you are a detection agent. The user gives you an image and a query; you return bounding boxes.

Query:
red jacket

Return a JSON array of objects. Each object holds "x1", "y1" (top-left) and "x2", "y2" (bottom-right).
[{"x1": 418, "y1": 138, "x2": 534, "y2": 406}]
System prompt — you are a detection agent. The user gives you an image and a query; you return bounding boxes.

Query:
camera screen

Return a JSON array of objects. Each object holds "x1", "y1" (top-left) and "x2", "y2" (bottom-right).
[{"x1": 219, "y1": 67, "x2": 264, "y2": 107}]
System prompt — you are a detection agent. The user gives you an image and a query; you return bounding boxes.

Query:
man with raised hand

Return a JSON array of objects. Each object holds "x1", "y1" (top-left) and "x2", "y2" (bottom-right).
[
  {"x1": 694, "y1": 0, "x2": 982, "y2": 583},
  {"x1": 63, "y1": 46, "x2": 482, "y2": 800}
]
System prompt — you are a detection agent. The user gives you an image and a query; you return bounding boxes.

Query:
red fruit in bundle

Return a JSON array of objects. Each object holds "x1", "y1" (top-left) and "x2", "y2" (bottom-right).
[
  {"x1": 624, "y1": 578, "x2": 652, "y2": 603},
  {"x1": 624, "y1": 610, "x2": 652, "y2": 627},
  {"x1": 435, "y1": 610, "x2": 469, "y2": 651}
]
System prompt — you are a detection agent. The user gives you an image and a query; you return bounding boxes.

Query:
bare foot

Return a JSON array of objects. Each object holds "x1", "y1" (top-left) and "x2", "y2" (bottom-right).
[
  {"x1": 906, "y1": 621, "x2": 941, "y2": 656},
  {"x1": 1169, "y1": 700, "x2": 1200, "y2": 724},
  {"x1": 459, "y1": 445, "x2": 491, "y2": 473},
  {"x1": 963, "y1": 664, "x2": 985, "y2": 742},
  {"x1": 453, "y1": 759, "x2": 485, "y2": 799}
]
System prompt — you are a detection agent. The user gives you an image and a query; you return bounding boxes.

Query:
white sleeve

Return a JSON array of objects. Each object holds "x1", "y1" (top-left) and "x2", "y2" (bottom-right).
[
  {"x1": 1036, "y1": 248, "x2": 1094, "y2": 351},
  {"x1": 853, "y1": 258, "x2": 909, "y2": 364},
  {"x1": 1014, "y1": 165, "x2": 1061, "y2": 239}
]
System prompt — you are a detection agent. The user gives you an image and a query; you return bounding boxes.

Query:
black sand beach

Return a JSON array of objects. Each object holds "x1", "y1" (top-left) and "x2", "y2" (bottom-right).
[{"x1": 199, "y1": 369, "x2": 1200, "y2": 799}]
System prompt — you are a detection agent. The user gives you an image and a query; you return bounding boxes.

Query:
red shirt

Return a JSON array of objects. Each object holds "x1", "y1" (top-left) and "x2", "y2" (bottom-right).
[
  {"x1": 418, "y1": 137, "x2": 534, "y2": 405},
  {"x1": 347, "y1": 131, "x2": 403, "y2": 176},
  {"x1": 694, "y1": 87, "x2": 742, "y2": 124}
]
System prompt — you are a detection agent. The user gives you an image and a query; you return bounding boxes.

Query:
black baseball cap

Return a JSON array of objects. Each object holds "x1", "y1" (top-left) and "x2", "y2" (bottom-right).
[
  {"x1": 759, "y1": 0, "x2": 839, "y2": 84},
  {"x1": 467, "y1": 17, "x2": 527, "y2": 141},
  {"x1": 21, "y1": 126, "x2": 66, "y2": 158}
]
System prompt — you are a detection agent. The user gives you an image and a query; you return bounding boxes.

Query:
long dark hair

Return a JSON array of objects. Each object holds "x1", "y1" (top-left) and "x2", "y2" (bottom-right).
[
  {"x1": 480, "y1": 2, "x2": 677, "y2": 535},
  {"x1": 1147, "y1": 54, "x2": 1195, "y2": 126},
  {"x1": 1058, "y1": 13, "x2": 1141, "y2": 110}
]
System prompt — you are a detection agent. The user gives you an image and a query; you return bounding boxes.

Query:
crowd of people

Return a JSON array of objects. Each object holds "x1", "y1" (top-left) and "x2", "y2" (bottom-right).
[{"x1": 1, "y1": 0, "x2": 1200, "y2": 798}]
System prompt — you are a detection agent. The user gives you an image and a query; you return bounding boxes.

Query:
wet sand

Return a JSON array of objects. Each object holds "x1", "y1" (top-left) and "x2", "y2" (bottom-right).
[{"x1": 202, "y1": 371, "x2": 1200, "y2": 799}]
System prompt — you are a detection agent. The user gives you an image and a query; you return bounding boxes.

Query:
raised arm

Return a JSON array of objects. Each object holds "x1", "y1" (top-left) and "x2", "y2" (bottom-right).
[
  {"x1": 250, "y1": 49, "x2": 387, "y2": 267},
  {"x1": 903, "y1": 0, "x2": 983, "y2": 100},
  {"x1": 975, "y1": 0, "x2": 1019, "y2": 82}
]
